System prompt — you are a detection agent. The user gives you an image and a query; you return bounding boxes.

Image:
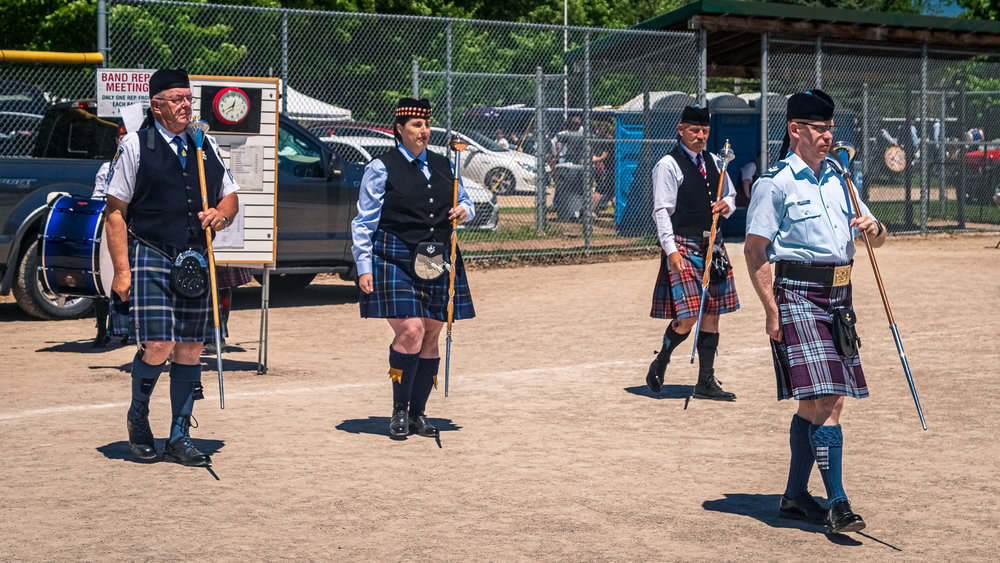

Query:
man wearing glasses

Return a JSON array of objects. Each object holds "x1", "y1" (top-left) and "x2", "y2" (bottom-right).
[
  {"x1": 744, "y1": 90, "x2": 886, "y2": 534},
  {"x1": 105, "y1": 68, "x2": 240, "y2": 467},
  {"x1": 646, "y1": 105, "x2": 740, "y2": 401}
]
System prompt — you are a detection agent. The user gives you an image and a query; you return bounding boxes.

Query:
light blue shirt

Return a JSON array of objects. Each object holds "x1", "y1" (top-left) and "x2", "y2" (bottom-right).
[
  {"x1": 746, "y1": 152, "x2": 874, "y2": 263},
  {"x1": 351, "y1": 145, "x2": 475, "y2": 275}
]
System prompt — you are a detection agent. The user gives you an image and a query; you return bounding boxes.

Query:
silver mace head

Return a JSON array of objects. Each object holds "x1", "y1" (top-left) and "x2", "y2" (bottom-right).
[
  {"x1": 187, "y1": 119, "x2": 210, "y2": 149},
  {"x1": 720, "y1": 139, "x2": 735, "y2": 162},
  {"x1": 827, "y1": 140, "x2": 856, "y2": 176}
]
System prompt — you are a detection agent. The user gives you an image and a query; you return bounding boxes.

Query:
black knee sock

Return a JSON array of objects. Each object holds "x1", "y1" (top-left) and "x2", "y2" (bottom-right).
[
  {"x1": 389, "y1": 346, "x2": 421, "y2": 408},
  {"x1": 656, "y1": 323, "x2": 690, "y2": 363},
  {"x1": 409, "y1": 358, "x2": 440, "y2": 416},
  {"x1": 128, "y1": 352, "x2": 165, "y2": 420},
  {"x1": 696, "y1": 331, "x2": 719, "y2": 381},
  {"x1": 168, "y1": 363, "x2": 201, "y2": 443}
]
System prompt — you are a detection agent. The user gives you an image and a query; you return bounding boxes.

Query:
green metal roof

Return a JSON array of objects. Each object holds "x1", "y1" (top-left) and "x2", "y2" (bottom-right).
[{"x1": 634, "y1": 0, "x2": 1000, "y2": 35}]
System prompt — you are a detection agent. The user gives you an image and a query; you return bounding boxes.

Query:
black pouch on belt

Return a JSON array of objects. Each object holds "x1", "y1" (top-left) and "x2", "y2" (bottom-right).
[
  {"x1": 412, "y1": 240, "x2": 446, "y2": 281},
  {"x1": 830, "y1": 306, "x2": 862, "y2": 359},
  {"x1": 170, "y1": 250, "x2": 209, "y2": 299},
  {"x1": 709, "y1": 245, "x2": 732, "y2": 281}
]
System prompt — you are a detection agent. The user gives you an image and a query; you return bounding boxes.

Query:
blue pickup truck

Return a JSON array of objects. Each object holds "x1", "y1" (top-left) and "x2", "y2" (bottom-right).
[{"x1": 0, "y1": 99, "x2": 368, "y2": 319}]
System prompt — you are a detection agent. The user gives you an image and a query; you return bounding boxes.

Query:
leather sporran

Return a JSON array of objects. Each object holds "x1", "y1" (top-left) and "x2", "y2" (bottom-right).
[
  {"x1": 412, "y1": 241, "x2": 446, "y2": 280},
  {"x1": 709, "y1": 246, "x2": 732, "y2": 281},
  {"x1": 830, "y1": 306, "x2": 862, "y2": 359},
  {"x1": 170, "y1": 250, "x2": 209, "y2": 298}
]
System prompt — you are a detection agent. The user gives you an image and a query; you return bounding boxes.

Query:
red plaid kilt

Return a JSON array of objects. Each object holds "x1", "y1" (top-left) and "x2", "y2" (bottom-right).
[
  {"x1": 215, "y1": 265, "x2": 253, "y2": 289},
  {"x1": 650, "y1": 234, "x2": 739, "y2": 320},
  {"x1": 770, "y1": 261, "x2": 868, "y2": 401}
]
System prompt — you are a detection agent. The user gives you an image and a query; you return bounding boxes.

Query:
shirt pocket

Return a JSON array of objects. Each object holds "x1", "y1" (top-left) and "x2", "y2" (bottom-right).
[{"x1": 786, "y1": 199, "x2": 822, "y2": 222}]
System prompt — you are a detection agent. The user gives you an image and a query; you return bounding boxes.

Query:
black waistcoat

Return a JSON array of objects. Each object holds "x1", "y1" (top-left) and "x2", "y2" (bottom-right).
[
  {"x1": 670, "y1": 144, "x2": 720, "y2": 233},
  {"x1": 129, "y1": 128, "x2": 224, "y2": 250},
  {"x1": 378, "y1": 148, "x2": 455, "y2": 245}
]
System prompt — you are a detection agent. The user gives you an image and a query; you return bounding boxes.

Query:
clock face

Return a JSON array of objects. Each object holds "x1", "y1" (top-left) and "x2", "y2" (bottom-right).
[{"x1": 213, "y1": 88, "x2": 249, "y2": 125}]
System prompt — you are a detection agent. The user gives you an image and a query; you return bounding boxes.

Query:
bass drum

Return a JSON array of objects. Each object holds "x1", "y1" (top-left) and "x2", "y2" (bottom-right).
[{"x1": 40, "y1": 195, "x2": 113, "y2": 298}]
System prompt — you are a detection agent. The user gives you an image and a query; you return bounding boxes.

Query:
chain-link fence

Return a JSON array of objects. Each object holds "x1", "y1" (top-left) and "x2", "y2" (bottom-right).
[
  {"x1": 3, "y1": 0, "x2": 999, "y2": 264},
  {"x1": 0, "y1": 64, "x2": 96, "y2": 157},
  {"x1": 767, "y1": 35, "x2": 1000, "y2": 233}
]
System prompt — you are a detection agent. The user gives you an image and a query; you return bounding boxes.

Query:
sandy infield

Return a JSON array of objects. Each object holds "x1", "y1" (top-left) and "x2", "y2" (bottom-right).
[{"x1": 1, "y1": 234, "x2": 997, "y2": 560}]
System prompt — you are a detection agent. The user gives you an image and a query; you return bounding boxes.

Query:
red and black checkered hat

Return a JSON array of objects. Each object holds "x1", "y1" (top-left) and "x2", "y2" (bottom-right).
[{"x1": 395, "y1": 97, "x2": 431, "y2": 119}]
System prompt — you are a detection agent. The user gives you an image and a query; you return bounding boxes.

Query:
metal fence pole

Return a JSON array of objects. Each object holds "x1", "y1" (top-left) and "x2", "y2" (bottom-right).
[
  {"x1": 862, "y1": 82, "x2": 870, "y2": 202},
  {"x1": 412, "y1": 60, "x2": 419, "y2": 98},
  {"x1": 958, "y1": 78, "x2": 967, "y2": 228},
  {"x1": 535, "y1": 66, "x2": 547, "y2": 232},
  {"x1": 583, "y1": 31, "x2": 593, "y2": 248},
  {"x1": 446, "y1": 21, "x2": 453, "y2": 158},
  {"x1": 760, "y1": 32, "x2": 769, "y2": 166},
  {"x1": 920, "y1": 42, "x2": 928, "y2": 233},
  {"x1": 698, "y1": 28, "x2": 707, "y2": 106},
  {"x1": 281, "y1": 10, "x2": 288, "y2": 114},
  {"x1": 97, "y1": 0, "x2": 107, "y2": 67},
  {"x1": 815, "y1": 36, "x2": 822, "y2": 88},
  {"x1": 939, "y1": 88, "x2": 947, "y2": 216}
]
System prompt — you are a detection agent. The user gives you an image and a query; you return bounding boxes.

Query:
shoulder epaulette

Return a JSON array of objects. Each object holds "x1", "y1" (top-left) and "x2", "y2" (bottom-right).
[{"x1": 760, "y1": 161, "x2": 789, "y2": 179}]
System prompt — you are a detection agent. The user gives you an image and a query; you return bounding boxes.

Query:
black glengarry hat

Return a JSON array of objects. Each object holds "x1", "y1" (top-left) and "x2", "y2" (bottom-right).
[
  {"x1": 787, "y1": 89, "x2": 835, "y2": 121},
  {"x1": 148, "y1": 68, "x2": 190, "y2": 98},
  {"x1": 680, "y1": 105, "x2": 710, "y2": 126},
  {"x1": 395, "y1": 97, "x2": 432, "y2": 119}
]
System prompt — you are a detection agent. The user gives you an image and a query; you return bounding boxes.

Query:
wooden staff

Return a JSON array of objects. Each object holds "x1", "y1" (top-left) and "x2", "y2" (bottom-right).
[
  {"x1": 831, "y1": 140, "x2": 925, "y2": 430},
  {"x1": 444, "y1": 135, "x2": 467, "y2": 397},
  {"x1": 188, "y1": 119, "x2": 225, "y2": 409},
  {"x1": 690, "y1": 140, "x2": 735, "y2": 363}
]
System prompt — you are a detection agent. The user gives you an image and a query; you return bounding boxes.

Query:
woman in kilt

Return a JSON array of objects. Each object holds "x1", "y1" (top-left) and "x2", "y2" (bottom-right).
[{"x1": 351, "y1": 98, "x2": 476, "y2": 438}]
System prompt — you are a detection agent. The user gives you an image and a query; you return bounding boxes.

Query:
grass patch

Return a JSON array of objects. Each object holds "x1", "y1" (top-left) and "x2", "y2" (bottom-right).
[{"x1": 870, "y1": 200, "x2": 1000, "y2": 226}]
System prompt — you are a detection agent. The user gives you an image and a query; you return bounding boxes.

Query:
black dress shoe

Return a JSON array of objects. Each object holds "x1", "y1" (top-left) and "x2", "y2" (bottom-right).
[
  {"x1": 127, "y1": 416, "x2": 156, "y2": 461},
  {"x1": 693, "y1": 373, "x2": 736, "y2": 401},
  {"x1": 408, "y1": 413, "x2": 438, "y2": 437},
  {"x1": 779, "y1": 492, "x2": 827, "y2": 525},
  {"x1": 389, "y1": 404, "x2": 409, "y2": 437},
  {"x1": 826, "y1": 500, "x2": 866, "y2": 533},
  {"x1": 646, "y1": 357, "x2": 666, "y2": 393},
  {"x1": 92, "y1": 332, "x2": 110, "y2": 348},
  {"x1": 163, "y1": 437, "x2": 211, "y2": 467}
]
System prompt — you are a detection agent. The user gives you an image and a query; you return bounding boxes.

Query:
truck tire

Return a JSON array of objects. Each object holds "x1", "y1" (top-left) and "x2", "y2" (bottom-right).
[
  {"x1": 11, "y1": 239, "x2": 94, "y2": 320},
  {"x1": 253, "y1": 272, "x2": 316, "y2": 291}
]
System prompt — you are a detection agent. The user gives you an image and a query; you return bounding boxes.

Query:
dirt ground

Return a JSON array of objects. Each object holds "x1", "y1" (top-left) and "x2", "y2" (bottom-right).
[{"x1": 1, "y1": 234, "x2": 998, "y2": 561}]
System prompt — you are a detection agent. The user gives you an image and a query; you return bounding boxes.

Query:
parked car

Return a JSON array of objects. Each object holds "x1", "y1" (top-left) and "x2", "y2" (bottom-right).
[
  {"x1": 321, "y1": 135, "x2": 499, "y2": 231},
  {"x1": 0, "y1": 79, "x2": 48, "y2": 156},
  {"x1": 964, "y1": 146, "x2": 1000, "y2": 206},
  {"x1": 428, "y1": 127, "x2": 538, "y2": 194},
  {"x1": 308, "y1": 122, "x2": 393, "y2": 139}
]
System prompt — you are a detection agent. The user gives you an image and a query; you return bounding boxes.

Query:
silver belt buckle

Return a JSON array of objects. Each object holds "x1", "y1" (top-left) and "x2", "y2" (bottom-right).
[{"x1": 832, "y1": 265, "x2": 851, "y2": 286}]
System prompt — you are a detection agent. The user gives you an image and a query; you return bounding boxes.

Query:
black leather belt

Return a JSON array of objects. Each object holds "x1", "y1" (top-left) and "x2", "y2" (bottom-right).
[
  {"x1": 674, "y1": 227, "x2": 711, "y2": 237},
  {"x1": 775, "y1": 261, "x2": 851, "y2": 287}
]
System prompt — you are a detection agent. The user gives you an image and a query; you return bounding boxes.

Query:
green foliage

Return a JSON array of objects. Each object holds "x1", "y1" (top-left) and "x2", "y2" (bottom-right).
[{"x1": 953, "y1": 0, "x2": 1000, "y2": 19}]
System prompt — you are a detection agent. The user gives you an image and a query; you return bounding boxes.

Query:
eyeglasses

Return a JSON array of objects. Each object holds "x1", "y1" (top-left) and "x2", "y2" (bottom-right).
[
  {"x1": 794, "y1": 121, "x2": 836, "y2": 135},
  {"x1": 156, "y1": 95, "x2": 192, "y2": 105}
]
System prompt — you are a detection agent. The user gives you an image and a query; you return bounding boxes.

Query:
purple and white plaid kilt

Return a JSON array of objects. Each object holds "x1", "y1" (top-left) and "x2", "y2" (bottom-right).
[
  {"x1": 360, "y1": 229, "x2": 475, "y2": 321},
  {"x1": 770, "y1": 260, "x2": 868, "y2": 401},
  {"x1": 215, "y1": 265, "x2": 253, "y2": 289},
  {"x1": 650, "y1": 234, "x2": 740, "y2": 320},
  {"x1": 131, "y1": 243, "x2": 212, "y2": 342}
]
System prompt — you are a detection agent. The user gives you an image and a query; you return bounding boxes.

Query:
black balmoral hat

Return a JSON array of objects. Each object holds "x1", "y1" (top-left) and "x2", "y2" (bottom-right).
[
  {"x1": 680, "y1": 105, "x2": 710, "y2": 126},
  {"x1": 148, "y1": 68, "x2": 190, "y2": 98},
  {"x1": 395, "y1": 97, "x2": 432, "y2": 119},
  {"x1": 787, "y1": 89, "x2": 835, "y2": 121}
]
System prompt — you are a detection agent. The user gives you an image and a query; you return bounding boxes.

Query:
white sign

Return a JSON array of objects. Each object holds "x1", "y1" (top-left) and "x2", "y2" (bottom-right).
[{"x1": 96, "y1": 68, "x2": 155, "y2": 118}]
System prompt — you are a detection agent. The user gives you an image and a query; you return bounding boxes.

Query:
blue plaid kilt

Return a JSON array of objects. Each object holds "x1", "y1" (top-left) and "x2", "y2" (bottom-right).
[
  {"x1": 131, "y1": 243, "x2": 213, "y2": 342},
  {"x1": 360, "y1": 229, "x2": 475, "y2": 321},
  {"x1": 650, "y1": 234, "x2": 740, "y2": 320},
  {"x1": 770, "y1": 260, "x2": 868, "y2": 401}
]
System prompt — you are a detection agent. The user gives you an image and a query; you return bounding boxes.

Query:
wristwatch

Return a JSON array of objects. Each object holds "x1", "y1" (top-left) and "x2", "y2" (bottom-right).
[
  {"x1": 222, "y1": 216, "x2": 230, "y2": 227},
  {"x1": 875, "y1": 221, "x2": 884, "y2": 236}
]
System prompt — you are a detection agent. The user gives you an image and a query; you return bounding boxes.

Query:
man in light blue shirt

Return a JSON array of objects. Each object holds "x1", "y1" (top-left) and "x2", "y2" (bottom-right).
[{"x1": 745, "y1": 89, "x2": 886, "y2": 535}]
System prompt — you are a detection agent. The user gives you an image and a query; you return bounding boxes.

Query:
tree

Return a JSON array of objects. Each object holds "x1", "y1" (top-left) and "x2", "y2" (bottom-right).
[{"x1": 953, "y1": 0, "x2": 1000, "y2": 19}]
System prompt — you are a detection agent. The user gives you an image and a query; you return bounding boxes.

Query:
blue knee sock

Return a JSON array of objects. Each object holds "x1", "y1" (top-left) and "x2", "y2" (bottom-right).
[
  {"x1": 389, "y1": 346, "x2": 420, "y2": 408},
  {"x1": 784, "y1": 414, "x2": 815, "y2": 497},
  {"x1": 128, "y1": 352, "x2": 165, "y2": 420},
  {"x1": 811, "y1": 424, "x2": 847, "y2": 504},
  {"x1": 409, "y1": 358, "x2": 440, "y2": 416},
  {"x1": 168, "y1": 363, "x2": 201, "y2": 443}
]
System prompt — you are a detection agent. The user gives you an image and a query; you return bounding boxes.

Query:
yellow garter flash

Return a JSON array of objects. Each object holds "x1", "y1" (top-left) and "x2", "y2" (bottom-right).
[
  {"x1": 432, "y1": 375, "x2": 437, "y2": 390},
  {"x1": 388, "y1": 367, "x2": 403, "y2": 384}
]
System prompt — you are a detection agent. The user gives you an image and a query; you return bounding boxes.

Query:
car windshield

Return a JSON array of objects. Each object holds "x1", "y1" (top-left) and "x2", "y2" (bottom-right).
[{"x1": 464, "y1": 130, "x2": 507, "y2": 152}]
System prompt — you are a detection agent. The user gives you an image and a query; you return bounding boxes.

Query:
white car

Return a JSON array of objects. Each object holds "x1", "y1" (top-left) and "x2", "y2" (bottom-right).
[
  {"x1": 321, "y1": 135, "x2": 499, "y2": 231},
  {"x1": 428, "y1": 128, "x2": 538, "y2": 194}
]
